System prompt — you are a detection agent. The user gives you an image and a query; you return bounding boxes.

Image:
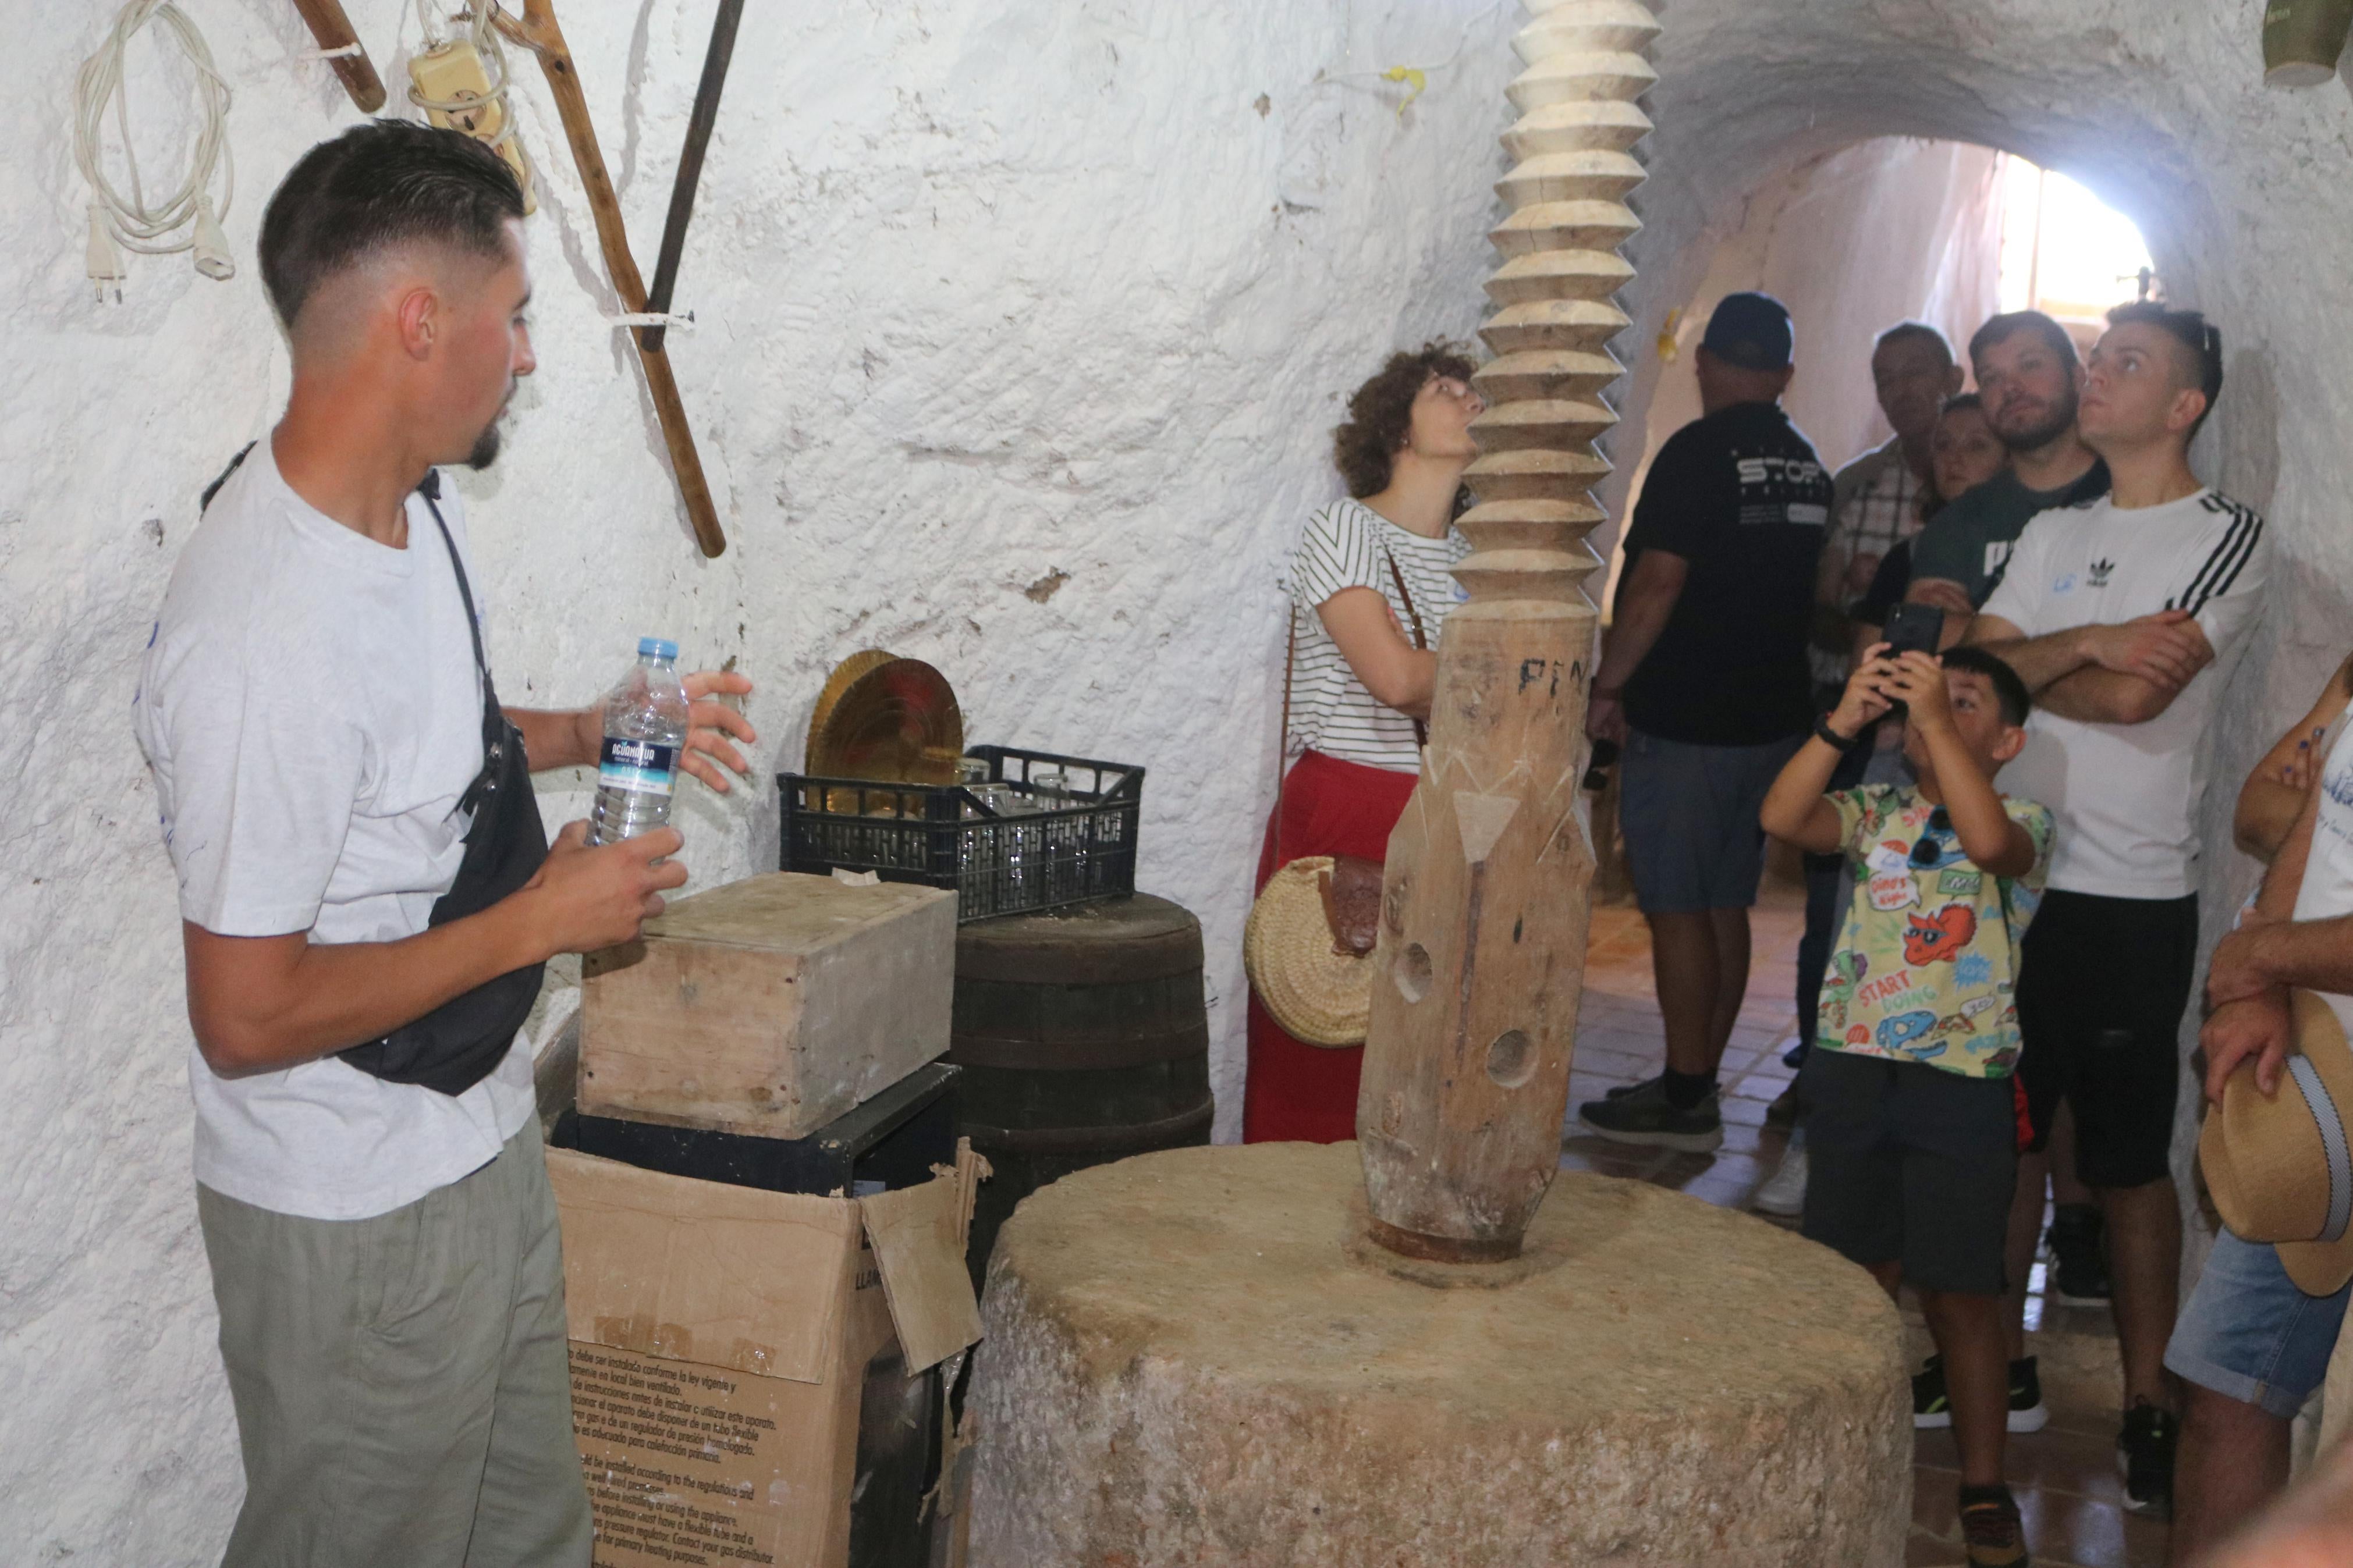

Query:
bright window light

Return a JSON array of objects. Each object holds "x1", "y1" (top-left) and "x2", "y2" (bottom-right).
[{"x1": 1996, "y1": 156, "x2": 2155, "y2": 322}]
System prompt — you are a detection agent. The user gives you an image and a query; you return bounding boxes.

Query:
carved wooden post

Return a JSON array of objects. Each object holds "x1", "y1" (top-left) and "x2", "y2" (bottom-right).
[{"x1": 1357, "y1": 0, "x2": 1656, "y2": 1263}]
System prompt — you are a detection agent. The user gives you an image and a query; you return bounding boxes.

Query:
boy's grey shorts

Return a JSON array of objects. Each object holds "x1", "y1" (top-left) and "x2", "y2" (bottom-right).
[{"x1": 1618, "y1": 729, "x2": 1804, "y2": 915}]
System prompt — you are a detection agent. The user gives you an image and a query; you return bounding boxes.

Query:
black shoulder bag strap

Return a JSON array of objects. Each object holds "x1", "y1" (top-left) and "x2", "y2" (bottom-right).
[{"x1": 338, "y1": 471, "x2": 551, "y2": 1096}]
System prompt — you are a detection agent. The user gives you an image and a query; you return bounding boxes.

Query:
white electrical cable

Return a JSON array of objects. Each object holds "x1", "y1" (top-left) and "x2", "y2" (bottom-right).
[{"x1": 73, "y1": 0, "x2": 235, "y2": 287}]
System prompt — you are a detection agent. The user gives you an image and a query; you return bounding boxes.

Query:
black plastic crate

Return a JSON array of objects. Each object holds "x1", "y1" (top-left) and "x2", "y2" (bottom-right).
[
  {"x1": 549, "y1": 1062, "x2": 960, "y2": 1197},
  {"x1": 778, "y1": 745, "x2": 1142, "y2": 922}
]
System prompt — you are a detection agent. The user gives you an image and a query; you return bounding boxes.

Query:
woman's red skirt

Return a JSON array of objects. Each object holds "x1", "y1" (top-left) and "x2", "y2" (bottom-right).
[{"x1": 1242, "y1": 748, "x2": 1420, "y2": 1144}]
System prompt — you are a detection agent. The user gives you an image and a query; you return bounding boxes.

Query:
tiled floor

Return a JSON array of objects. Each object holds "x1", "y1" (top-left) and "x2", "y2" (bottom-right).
[{"x1": 1564, "y1": 883, "x2": 2164, "y2": 1568}]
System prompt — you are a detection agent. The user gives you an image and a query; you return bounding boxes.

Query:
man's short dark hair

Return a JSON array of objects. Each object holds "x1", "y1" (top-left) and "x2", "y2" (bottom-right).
[
  {"x1": 1941, "y1": 645, "x2": 2031, "y2": 727},
  {"x1": 1876, "y1": 321, "x2": 1954, "y2": 369},
  {"x1": 1968, "y1": 311, "x2": 2079, "y2": 376},
  {"x1": 2105, "y1": 300, "x2": 2226, "y2": 441},
  {"x1": 1333, "y1": 340, "x2": 1477, "y2": 498},
  {"x1": 260, "y1": 119, "x2": 526, "y2": 329}
]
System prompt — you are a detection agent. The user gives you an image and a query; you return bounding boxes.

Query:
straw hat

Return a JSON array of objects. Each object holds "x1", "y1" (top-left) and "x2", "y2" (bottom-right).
[
  {"x1": 1244, "y1": 857, "x2": 1374, "y2": 1048},
  {"x1": 2199, "y1": 989, "x2": 2353, "y2": 1295}
]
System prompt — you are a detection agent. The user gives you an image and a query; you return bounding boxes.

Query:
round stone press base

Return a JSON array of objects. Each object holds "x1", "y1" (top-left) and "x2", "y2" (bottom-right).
[{"x1": 968, "y1": 1142, "x2": 1909, "y2": 1567}]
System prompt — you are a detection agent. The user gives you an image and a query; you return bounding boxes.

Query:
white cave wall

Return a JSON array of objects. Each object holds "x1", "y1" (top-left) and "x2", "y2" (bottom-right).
[{"x1": 9, "y1": 0, "x2": 2353, "y2": 1556}]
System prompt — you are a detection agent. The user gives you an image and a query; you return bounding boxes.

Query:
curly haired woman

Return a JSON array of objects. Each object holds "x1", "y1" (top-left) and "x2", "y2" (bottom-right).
[{"x1": 1244, "y1": 342, "x2": 1484, "y2": 1143}]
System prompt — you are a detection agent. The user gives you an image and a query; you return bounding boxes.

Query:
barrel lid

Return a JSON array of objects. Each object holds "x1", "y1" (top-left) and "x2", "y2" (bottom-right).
[{"x1": 954, "y1": 893, "x2": 1203, "y2": 984}]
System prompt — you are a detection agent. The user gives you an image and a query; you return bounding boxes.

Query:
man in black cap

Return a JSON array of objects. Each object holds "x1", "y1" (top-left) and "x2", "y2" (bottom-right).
[{"x1": 1582, "y1": 291, "x2": 1833, "y2": 1150}]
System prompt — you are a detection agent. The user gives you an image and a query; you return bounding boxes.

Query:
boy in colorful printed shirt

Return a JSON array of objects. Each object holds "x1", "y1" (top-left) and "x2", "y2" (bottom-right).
[{"x1": 1761, "y1": 642, "x2": 2054, "y2": 1568}]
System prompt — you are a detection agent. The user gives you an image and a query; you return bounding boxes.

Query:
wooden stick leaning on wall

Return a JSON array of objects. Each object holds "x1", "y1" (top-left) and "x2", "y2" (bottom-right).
[
  {"x1": 492, "y1": 0, "x2": 730, "y2": 559},
  {"x1": 640, "y1": 0, "x2": 748, "y2": 355},
  {"x1": 289, "y1": 0, "x2": 387, "y2": 112}
]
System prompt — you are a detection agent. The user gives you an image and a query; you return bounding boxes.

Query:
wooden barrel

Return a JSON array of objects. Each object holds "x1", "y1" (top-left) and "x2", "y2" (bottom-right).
[{"x1": 950, "y1": 894, "x2": 1214, "y2": 1291}]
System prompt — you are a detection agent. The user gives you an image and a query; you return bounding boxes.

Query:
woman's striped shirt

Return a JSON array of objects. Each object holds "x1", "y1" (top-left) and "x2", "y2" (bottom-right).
[{"x1": 1285, "y1": 497, "x2": 1470, "y2": 775}]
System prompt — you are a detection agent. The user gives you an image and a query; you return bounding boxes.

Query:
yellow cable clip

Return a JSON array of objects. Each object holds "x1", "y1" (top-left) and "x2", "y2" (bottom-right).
[{"x1": 1381, "y1": 66, "x2": 1427, "y2": 117}]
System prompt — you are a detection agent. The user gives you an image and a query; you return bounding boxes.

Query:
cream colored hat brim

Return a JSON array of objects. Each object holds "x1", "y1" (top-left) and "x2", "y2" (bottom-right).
[
  {"x1": 2201, "y1": 990, "x2": 2353, "y2": 1297},
  {"x1": 1244, "y1": 856, "x2": 1374, "y2": 1048}
]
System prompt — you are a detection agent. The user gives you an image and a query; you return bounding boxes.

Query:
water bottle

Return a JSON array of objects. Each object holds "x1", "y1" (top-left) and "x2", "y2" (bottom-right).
[{"x1": 587, "y1": 638, "x2": 690, "y2": 845}]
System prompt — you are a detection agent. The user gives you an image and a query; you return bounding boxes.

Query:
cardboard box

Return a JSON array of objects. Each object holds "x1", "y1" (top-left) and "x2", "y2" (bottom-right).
[
  {"x1": 581, "y1": 872, "x2": 956, "y2": 1138},
  {"x1": 552, "y1": 1142, "x2": 985, "y2": 1567}
]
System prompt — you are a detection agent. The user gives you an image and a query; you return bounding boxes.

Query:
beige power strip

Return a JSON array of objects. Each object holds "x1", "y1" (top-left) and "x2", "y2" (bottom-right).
[{"x1": 409, "y1": 37, "x2": 536, "y2": 213}]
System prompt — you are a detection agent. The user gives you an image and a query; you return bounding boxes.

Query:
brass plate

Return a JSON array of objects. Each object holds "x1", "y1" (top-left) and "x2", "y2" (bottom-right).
[
  {"x1": 805, "y1": 648, "x2": 897, "y2": 773},
  {"x1": 808, "y1": 657, "x2": 964, "y2": 785}
]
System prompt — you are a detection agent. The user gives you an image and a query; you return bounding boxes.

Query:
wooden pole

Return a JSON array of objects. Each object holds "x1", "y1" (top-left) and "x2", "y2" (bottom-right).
[
  {"x1": 289, "y1": 0, "x2": 387, "y2": 112},
  {"x1": 494, "y1": 1, "x2": 730, "y2": 559},
  {"x1": 640, "y1": 0, "x2": 748, "y2": 355},
  {"x1": 1355, "y1": 0, "x2": 1659, "y2": 1263}
]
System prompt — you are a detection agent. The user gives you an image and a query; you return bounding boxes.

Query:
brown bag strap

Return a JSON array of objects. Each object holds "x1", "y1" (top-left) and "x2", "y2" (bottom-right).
[{"x1": 1384, "y1": 550, "x2": 1431, "y2": 749}]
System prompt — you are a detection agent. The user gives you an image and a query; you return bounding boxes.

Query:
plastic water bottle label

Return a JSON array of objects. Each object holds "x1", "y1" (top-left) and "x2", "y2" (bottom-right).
[{"x1": 598, "y1": 736, "x2": 677, "y2": 795}]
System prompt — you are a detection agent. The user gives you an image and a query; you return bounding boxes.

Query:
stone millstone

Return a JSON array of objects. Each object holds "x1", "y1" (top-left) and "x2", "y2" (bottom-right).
[{"x1": 967, "y1": 1144, "x2": 1910, "y2": 1567}]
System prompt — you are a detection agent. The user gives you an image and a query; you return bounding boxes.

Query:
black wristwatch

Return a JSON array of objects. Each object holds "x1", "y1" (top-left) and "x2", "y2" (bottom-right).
[{"x1": 1813, "y1": 714, "x2": 1864, "y2": 752}]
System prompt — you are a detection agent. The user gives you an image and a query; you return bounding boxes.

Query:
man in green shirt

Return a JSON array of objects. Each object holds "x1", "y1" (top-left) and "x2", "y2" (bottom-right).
[{"x1": 1908, "y1": 311, "x2": 2111, "y2": 617}]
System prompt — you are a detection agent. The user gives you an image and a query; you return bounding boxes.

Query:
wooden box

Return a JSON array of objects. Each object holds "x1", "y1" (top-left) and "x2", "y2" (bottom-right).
[{"x1": 581, "y1": 872, "x2": 956, "y2": 1137}]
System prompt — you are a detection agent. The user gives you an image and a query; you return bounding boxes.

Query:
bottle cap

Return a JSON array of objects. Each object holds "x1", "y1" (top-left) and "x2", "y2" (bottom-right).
[{"x1": 638, "y1": 637, "x2": 680, "y2": 660}]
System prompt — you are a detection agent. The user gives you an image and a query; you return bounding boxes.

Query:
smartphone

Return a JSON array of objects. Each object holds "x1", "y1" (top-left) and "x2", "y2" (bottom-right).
[
  {"x1": 1876, "y1": 602, "x2": 1946, "y2": 721},
  {"x1": 1881, "y1": 602, "x2": 1946, "y2": 660}
]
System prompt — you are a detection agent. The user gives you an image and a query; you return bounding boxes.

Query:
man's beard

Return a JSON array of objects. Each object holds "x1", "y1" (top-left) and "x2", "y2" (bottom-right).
[
  {"x1": 466, "y1": 385, "x2": 516, "y2": 471},
  {"x1": 466, "y1": 417, "x2": 503, "y2": 471},
  {"x1": 1995, "y1": 383, "x2": 2079, "y2": 454}
]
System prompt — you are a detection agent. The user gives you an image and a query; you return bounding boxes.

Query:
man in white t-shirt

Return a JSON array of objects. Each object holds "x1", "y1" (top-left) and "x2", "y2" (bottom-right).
[
  {"x1": 132, "y1": 123, "x2": 757, "y2": 1566},
  {"x1": 1965, "y1": 303, "x2": 2269, "y2": 1517}
]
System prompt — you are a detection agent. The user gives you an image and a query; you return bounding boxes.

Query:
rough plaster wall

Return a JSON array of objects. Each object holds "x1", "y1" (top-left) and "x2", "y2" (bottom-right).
[
  {"x1": 1628, "y1": 138, "x2": 2003, "y2": 507},
  {"x1": 6, "y1": 0, "x2": 2353, "y2": 1555},
  {"x1": 0, "y1": 1, "x2": 1517, "y2": 1558}
]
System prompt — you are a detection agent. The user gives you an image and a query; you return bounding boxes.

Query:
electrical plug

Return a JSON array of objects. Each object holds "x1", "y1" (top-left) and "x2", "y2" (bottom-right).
[
  {"x1": 191, "y1": 198, "x2": 235, "y2": 282},
  {"x1": 86, "y1": 206, "x2": 127, "y2": 302}
]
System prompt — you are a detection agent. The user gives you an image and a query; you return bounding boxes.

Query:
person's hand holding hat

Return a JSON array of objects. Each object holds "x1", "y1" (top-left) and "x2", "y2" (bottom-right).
[
  {"x1": 2199, "y1": 989, "x2": 2353, "y2": 1296},
  {"x1": 2204, "y1": 987, "x2": 2294, "y2": 1106}
]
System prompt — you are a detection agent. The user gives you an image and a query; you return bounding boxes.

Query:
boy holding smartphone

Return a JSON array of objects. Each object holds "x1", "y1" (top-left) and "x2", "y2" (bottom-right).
[{"x1": 1760, "y1": 645, "x2": 2053, "y2": 1568}]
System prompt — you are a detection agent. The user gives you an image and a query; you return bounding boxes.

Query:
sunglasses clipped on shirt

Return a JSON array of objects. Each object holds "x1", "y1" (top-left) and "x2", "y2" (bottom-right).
[{"x1": 1908, "y1": 806, "x2": 1954, "y2": 868}]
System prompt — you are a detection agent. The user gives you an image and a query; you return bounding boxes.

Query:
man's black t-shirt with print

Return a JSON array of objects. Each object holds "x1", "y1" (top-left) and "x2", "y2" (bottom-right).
[{"x1": 1617, "y1": 400, "x2": 1832, "y2": 746}]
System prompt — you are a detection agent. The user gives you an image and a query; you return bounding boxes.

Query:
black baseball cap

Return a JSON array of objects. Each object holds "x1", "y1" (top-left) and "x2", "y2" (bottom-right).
[{"x1": 1700, "y1": 291, "x2": 1795, "y2": 372}]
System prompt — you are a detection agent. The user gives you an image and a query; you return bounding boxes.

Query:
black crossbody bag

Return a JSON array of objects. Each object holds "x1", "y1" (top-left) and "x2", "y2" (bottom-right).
[
  {"x1": 334, "y1": 471, "x2": 551, "y2": 1094},
  {"x1": 204, "y1": 447, "x2": 552, "y2": 1096}
]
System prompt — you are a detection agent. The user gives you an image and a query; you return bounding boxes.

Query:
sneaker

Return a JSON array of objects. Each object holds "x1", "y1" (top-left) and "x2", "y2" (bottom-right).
[
  {"x1": 2117, "y1": 1400, "x2": 2177, "y2": 1517},
  {"x1": 1957, "y1": 1485, "x2": 2031, "y2": 1567},
  {"x1": 1764, "y1": 1082, "x2": 1801, "y2": 1125},
  {"x1": 2046, "y1": 1204, "x2": 2111, "y2": 1306},
  {"x1": 1752, "y1": 1133, "x2": 1807, "y2": 1217},
  {"x1": 1602, "y1": 1071, "x2": 1665, "y2": 1101},
  {"x1": 2007, "y1": 1356, "x2": 2049, "y2": 1434},
  {"x1": 1783, "y1": 1039, "x2": 1808, "y2": 1069},
  {"x1": 1912, "y1": 1354, "x2": 2050, "y2": 1434},
  {"x1": 1577, "y1": 1076, "x2": 1723, "y2": 1153}
]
